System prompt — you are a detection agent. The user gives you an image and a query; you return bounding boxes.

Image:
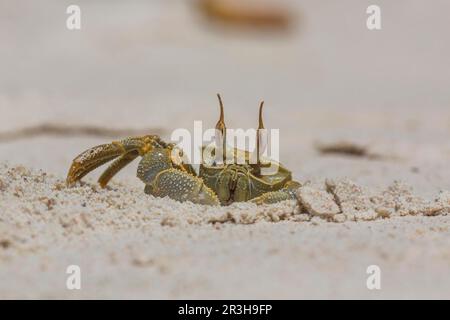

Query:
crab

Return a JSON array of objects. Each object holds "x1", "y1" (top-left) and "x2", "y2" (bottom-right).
[{"x1": 66, "y1": 95, "x2": 300, "y2": 206}]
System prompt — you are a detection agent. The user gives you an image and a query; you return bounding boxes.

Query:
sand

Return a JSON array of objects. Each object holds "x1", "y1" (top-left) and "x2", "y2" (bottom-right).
[
  {"x1": 0, "y1": 162, "x2": 449, "y2": 299},
  {"x1": 1, "y1": 1, "x2": 450, "y2": 299}
]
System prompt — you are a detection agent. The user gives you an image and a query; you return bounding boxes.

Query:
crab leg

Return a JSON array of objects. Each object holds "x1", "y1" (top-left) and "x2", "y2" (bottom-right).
[
  {"x1": 66, "y1": 135, "x2": 158, "y2": 186},
  {"x1": 250, "y1": 181, "x2": 301, "y2": 205},
  {"x1": 98, "y1": 150, "x2": 140, "y2": 188}
]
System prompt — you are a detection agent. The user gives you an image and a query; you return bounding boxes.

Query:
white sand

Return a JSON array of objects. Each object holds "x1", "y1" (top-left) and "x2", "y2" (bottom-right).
[{"x1": 0, "y1": 163, "x2": 449, "y2": 299}]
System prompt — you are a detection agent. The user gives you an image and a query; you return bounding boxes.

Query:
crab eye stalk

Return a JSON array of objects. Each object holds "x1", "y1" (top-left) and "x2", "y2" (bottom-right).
[
  {"x1": 215, "y1": 93, "x2": 227, "y2": 163},
  {"x1": 256, "y1": 100, "x2": 267, "y2": 166}
]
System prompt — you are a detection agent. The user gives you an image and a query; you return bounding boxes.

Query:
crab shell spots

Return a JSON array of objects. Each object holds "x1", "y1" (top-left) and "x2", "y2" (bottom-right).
[
  {"x1": 137, "y1": 148, "x2": 172, "y2": 184},
  {"x1": 152, "y1": 168, "x2": 220, "y2": 206}
]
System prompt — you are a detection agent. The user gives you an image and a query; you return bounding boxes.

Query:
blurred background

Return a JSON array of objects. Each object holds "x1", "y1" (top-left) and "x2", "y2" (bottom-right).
[{"x1": 0, "y1": 0, "x2": 449, "y2": 195}]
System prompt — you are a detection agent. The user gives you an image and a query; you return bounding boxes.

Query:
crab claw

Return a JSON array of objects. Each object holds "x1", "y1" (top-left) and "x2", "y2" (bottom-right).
[
  {"x1": 137, "y1": 149, "x2": 219, "y2": 206},
  {"x1": 144, "y1": 168, "x2": 220, "y2": 206}
]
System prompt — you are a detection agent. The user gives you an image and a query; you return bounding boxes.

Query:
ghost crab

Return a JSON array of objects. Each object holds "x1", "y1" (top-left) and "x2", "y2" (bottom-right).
[{"x1": 66, "y1": 95, "x2": 300, "y2": 206}]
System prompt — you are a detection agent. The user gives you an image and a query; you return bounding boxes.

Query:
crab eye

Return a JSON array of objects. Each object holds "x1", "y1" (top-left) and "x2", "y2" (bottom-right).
[
  {"x1": 257, "y1": 130, "x2": 268, "y2": 163},
  {"x1": 256, "y1": 101, "x2": 267, "y2": 163},
  {"x1": 214, "y1": 93, "x2": 227, "y2": 164}
]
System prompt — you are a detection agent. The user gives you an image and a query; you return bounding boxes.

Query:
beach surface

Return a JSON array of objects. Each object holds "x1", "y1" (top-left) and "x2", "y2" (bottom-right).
[{"x1": 0, "y1": 162, "x2": 449, "y2": 299}]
